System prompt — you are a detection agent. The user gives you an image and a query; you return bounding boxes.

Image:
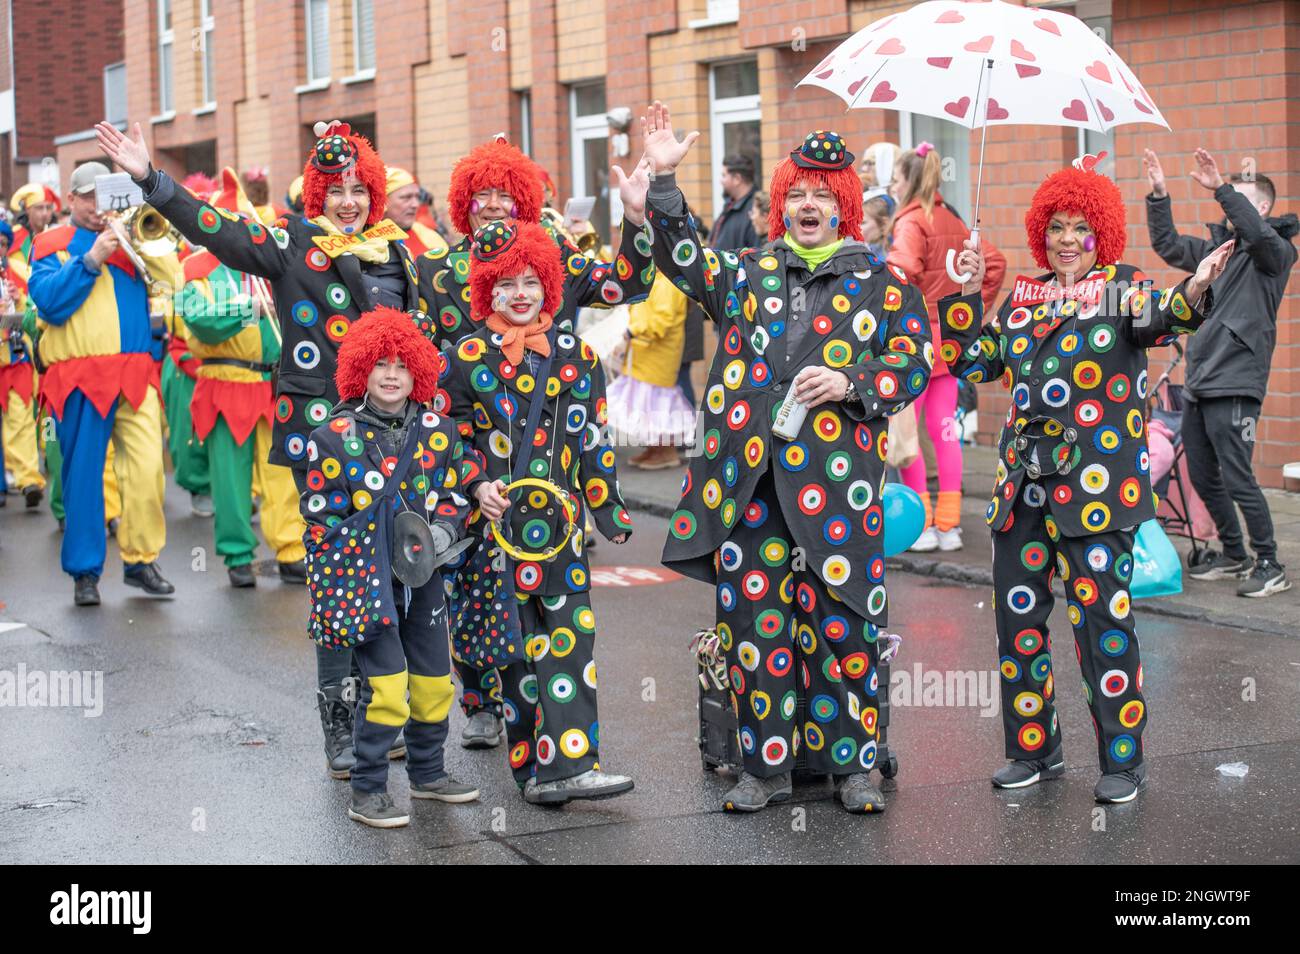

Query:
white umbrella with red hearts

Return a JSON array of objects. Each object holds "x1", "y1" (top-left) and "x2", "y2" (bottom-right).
[{"x1": 799, "y1": 0, "x2": 1168, "y2": 280}]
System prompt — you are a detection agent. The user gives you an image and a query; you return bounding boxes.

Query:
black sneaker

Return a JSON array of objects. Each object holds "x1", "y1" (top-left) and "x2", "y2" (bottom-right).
[
  {"x1": 1094, "y1": 762, "x2": 1148, "y2": 803},
  {"x1": 278, "y1": 559, "x2": 307, "y2": 584},
  {"x1": 1237, "y1": 560, "x2": 1291, "y2": 598},
  {"x1": 23, "y1": 485, "x2": 43, "y2": 509},
  {"x1": 410, "y1": 776, "x2": 480, "y2": 803},
  {"x1": 347, "y1": 790, "x2": 409, "y2": 829},
  {"x1": 123, "y1": 561, "x2": 175, "y2": 596},
  {"x1": 228, "y1": 564, "x2": 257, "y2": 588},
  {"x1": 991, "y1": 748, "x2": 1065, "y2": 788},
  {"x1": 73, "y1": 575, "x2": 101, "y2": 607},
  {"x1": 1187, "y1": 549, "x2": 1251, "y2": 581},
  {"x1": 317, "y1": 683, "x2": 356, "y2": 780}
]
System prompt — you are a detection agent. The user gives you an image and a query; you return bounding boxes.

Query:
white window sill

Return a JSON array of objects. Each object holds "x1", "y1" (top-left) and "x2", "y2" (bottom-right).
[
  {"x1": 340, "y1": 70, "x2": 375, "y2": 86},
  {"x1": 294, "y1": 78, "x2": 332, "y2": 95},
  {"x1": 150, "y1": 111, "x2": 176, "y2": 125},
  {"x1": 192, "y1": 103, "x2": 217, "y2": 116},
  {"x1": 688, "y1": 14, "x2": 738, "y2": 29}
]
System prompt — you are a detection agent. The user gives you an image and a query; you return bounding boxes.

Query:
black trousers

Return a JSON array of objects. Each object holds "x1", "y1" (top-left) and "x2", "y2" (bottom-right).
[{"x1": 1181, "y1": 396, "x2": 1276, "y2": 562}]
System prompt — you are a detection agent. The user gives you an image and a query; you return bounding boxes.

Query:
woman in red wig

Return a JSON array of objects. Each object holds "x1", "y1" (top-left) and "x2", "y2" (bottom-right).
[
  {"x1": 941, "y1": 157, "x2": 1233, "y2": 804},
  {"x1": 302, "y1": 305, "x2": 478, "y2": 828},
  {"x1": 96, "y1": 118, "x2": 431, "y2": 780},
  {"x1": 442, "y1": 219, "x2": 636, "y2": 806},
  {"x1": 619, "y1": 101, "x2": 933, "y2": 815}
]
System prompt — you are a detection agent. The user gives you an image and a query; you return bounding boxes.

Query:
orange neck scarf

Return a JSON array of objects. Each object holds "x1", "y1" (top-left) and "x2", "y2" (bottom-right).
[{"x1": 486, "y1": 310, "x2": 554, "y2": 366}]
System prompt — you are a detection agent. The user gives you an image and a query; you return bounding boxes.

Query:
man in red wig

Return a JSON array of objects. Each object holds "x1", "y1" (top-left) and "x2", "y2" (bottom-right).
[
  {"x1": 304, "y1": 305, "x2": 479, "y2": 828},
  {"x1": 96, "y1": 118, "x2": 429, "y2": 778},
  {"x1": 620, "y1": 102, "x2": 933, "y2": 814},
  {"x1": 443, "y1": 219, "x2": 636, "y2": 805},
  {"x1": 942, "y1": 157, "x2": 1233, "y2": 804},
  {"x1": 418, "y1": 135, "x2": 657, "y2": 750}
]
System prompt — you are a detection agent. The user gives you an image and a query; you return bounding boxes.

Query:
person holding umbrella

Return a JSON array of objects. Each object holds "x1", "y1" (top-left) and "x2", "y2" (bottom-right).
[{"x1": 939, "y1": 158, "x2": 1233, "y2": 803}]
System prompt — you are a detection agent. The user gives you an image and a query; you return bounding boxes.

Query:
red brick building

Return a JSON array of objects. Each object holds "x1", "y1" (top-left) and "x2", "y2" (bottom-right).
[
  {"x1": 44, "y1": 0, "x2": 1300, "y2": 486},
  {"x1": 0, "y1": 0, "x2": 125, "y2": 199}
]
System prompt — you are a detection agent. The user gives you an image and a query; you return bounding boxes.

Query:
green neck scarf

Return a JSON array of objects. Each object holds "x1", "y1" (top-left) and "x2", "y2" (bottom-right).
[{"x1": 782, "y1": 233, "x2": 844, "y2": 271}]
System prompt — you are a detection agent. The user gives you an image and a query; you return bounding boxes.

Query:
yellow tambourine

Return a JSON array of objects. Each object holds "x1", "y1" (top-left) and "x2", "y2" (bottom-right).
[{"x1": 489, "y1": 477, "x2": 579, "y2": 563}]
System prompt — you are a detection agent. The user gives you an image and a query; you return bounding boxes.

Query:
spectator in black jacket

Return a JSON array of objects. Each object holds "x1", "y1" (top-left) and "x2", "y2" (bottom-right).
[
  {"x1": 708, "y1": 154, "x2": 759, "y2": 252},
  {"x1": 1146, "y1": 147, "x2": 1299, "y2": 598}
]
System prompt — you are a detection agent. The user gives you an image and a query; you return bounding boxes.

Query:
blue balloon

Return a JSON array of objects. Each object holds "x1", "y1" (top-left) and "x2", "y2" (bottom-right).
[{"x1": 882, "y1": 482, "x2": 926, "y2": 557}]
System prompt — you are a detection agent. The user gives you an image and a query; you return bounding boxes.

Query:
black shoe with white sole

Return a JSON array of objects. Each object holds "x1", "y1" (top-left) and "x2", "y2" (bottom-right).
[
  {"x1": 1187, "y1": 550, "x2": 1251, "y2": 581},
  {"x1": 1237, "y1": 559, "x2": 1291, "y2": 598},
  {"x1": 1094, "y1": 762, "x2": 1147, "y2": 803},
  {"x1": 991, "y1": 748, "x2": 1065, "y2": 788},
  {"x1": 348, "y1": 790, "x2": 409, "y2": 829}
]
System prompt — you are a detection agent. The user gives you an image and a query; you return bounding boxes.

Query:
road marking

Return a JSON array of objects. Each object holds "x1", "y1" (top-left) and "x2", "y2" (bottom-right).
[{"x1": 590, "y1": 566, "x2": 683, "y2": 587}]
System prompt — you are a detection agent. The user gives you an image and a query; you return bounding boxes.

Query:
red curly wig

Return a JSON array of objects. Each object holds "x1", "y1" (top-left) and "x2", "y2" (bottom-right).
[
  {"x1": 767, "y1": 158, "x2": 864, "y2": 242},
  {"x1": 1025, "y1": 166, "x2": 1126, "y2": 270},
  {"x1": 301, "y1": 127, "x2": 388, "y2": 227},
  {"x1": 335, "y1": 306, "x2": 441, "y2": 403},
  {"x1": 468, "y1": 220, "x2": 565, "y2": 323},
  {"x1": 447, "y1": 139, "x2": 544, "y2": 237}
]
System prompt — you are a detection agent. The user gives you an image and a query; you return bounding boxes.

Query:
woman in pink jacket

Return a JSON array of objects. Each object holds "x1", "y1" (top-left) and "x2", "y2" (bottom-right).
[{"x1": 888, "y1": 143, "x2": 1006, "y2": 551}]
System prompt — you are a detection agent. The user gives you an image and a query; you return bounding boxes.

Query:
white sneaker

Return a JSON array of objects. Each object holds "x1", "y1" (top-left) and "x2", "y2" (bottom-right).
[
  {"x1": 936, "y1": 526, "x2": 963, "y2": 551},
  {"x1": 911, "y1": 527, "x2": 939, "y2": 552}
]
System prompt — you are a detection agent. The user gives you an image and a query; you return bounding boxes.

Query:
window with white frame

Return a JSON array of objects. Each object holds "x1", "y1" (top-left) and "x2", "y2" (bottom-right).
[
  {"x1": 200, "y1": 0, "x2": 216, "y2": 107},
  {"x1": 517, "y1": 90, "x2": 532, "y2": 157},
  {"x1": 569, "y1": 82, "x2": 610, "y2": 245},
  {"x1": 901, "y1": 112, "x2": 972, "y2": 224},
  {"x1": 157, "y1": 0, "x2": 174, "y2": 114},
  {"x1": 306, "y1": 0, "x2": 331, "y2": 83},
  {"x1": 1078, "y1": 16, "x2": 1116, "y2": 174},
  {"x1": 104, "y1": 62, "x2": 127, "y2": 125},
  {"x1": 353, "y1": 0, "x2": 375, "y2": 74},
  {"x1": 708, "y1": 59, "x2": 761, "y2": 222}
]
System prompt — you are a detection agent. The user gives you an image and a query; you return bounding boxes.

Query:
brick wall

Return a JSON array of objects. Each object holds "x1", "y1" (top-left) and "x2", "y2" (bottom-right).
[
  {"x1": 53, "y1": 0, "x2": 1298, "y2": 483},
  {"x1": 11, "y1": 0, "x2": 124, "y2": 191}
]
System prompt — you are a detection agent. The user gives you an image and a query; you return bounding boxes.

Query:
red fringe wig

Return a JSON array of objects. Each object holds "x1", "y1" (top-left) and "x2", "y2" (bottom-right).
[
  {"x1": 766, "y1": 159, "x2": 865, "y2": 243},
  {"x1": 447, "y1": 138, "x2": 544, "y2": 237},
  {"x1": 1025, "y1": 166, "x2": 1127, "y2": 269},
  {"x1": 468, "y1": 220, "x2": 565, "y2": 322},
  {"x1": 301, "y1": 122, "x2": 388, "y2": 226},
  {"x1": 335, "y1": 306, "x2": 442, "y2": 403}
]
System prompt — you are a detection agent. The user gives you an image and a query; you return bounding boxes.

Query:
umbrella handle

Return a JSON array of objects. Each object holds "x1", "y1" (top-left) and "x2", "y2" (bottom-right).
[{"x1": 945, "y1": 227, "x2": 981, "y2": 285}]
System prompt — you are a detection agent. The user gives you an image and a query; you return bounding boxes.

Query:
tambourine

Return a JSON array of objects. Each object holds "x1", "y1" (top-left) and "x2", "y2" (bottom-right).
[{"x1": 489, "y1": 477, "x2": 579, "y2": 563}]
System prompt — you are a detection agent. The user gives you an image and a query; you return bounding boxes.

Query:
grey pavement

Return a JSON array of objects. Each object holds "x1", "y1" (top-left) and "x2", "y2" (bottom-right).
[
  {"x1": 616, "y1": 443, "x2": 1300, "y2": 639},
  {"x1": 1, "y1": 485, "x2": 1297, "y2": 864}
]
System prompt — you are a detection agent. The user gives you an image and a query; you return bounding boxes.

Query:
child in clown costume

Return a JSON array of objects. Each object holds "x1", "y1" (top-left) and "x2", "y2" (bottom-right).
[
  {"x1": 302, "y1": 306, "x2": 479, "y2": 828},
  {"x1": 417, "y1": 136, "x2": 657, "y2": 751},
  {"x1": 97, "y1": 118, "x2": 428, "y2": 779},
  {"x1": 176, "y1": 169, "x2": 309, "y2": 588},
  {"x1": 442, "y1": 219, "x2": 636, "y2": 806},
  {"x1": 942, "y1": 158, "x2": 1233, "y2": 804}
]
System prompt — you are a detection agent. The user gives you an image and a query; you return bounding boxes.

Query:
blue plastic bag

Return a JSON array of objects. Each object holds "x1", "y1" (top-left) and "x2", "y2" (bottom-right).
[{"x1": 1131, "y1": 519, "x2": 1182, "y2": 599}]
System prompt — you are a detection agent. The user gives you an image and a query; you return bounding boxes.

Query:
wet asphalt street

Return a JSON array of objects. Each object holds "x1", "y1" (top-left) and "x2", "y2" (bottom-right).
[{"x1": 1, "y1": 492, "x2": 1297, "y2": 864}]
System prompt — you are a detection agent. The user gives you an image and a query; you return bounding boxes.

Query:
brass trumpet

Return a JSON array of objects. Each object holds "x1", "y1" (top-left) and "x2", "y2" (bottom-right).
[
  {"x1": 540, "y1": 206, "x2": 601, "y2": 258},
  {"x1": 105, "y1": 204, "x2": 183, "y2": 298}
]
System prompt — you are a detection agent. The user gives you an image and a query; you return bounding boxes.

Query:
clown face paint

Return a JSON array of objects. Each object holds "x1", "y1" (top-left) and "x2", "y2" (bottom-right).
[
  {"x1": 784, "y1": 178, "x2": 840, "y2": 248},
  {"x1": 492, "y1": 266, "x2": 544, "y2": 325},
  {"x1": 367, "y1": 355, "x2": 414, "y2": 414},
  {"x1": 469, "y1": 187, "x2": 517, "y2": 234},
  {"x1": 1045, "y1": 212, "x2": 1098, "y2": 284},
  {"x1": 324, "y1": 171, "x2": 371, "y2": 233}
]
